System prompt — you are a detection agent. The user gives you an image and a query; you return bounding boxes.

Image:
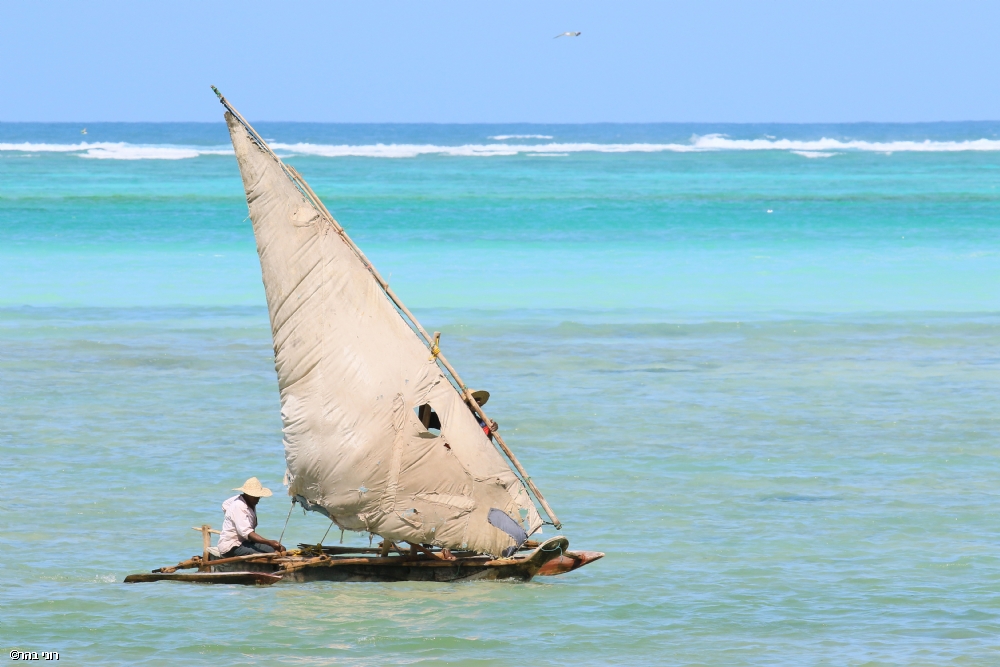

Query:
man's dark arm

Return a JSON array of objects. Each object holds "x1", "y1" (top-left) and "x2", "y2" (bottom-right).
[{"x1": 248, "y1": 531, "x2": 285, "y2": 552}]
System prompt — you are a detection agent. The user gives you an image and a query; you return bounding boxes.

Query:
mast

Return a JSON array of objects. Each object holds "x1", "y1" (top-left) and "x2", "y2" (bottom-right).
[{"x1": 213, "y1": 87, "x2": 561, "y2": 530}]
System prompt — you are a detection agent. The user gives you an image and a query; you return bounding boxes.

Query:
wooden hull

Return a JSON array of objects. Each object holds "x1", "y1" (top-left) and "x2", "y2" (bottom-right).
[
  {"x1": 227, "y1": 561, "x2": 521, "y2": 582},
  {"x1": 124, "y1": 571, "x2": 282, "y2": 585},
  {"x1": 125, "y1": 536, "x2": 603, "y2": 585},
  {"x1": 222, "y1": 557, "x2": 543, "y2": 583}
]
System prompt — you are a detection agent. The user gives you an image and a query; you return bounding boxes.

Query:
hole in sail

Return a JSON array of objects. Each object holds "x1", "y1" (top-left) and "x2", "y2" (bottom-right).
[{"x1": 415, "y1": 404, "x2": 442, "y2": 435}]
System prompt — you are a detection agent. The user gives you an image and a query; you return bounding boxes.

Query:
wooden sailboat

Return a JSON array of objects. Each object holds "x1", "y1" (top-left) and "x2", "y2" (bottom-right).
[{"x1": 125, "y1": 89, "x2": 602, "y2": 585}]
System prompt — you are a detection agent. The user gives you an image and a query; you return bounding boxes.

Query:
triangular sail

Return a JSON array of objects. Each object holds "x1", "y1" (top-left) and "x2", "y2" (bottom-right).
[{"x1": 219, "y1": 98, "x2": 550, "y2": 556}]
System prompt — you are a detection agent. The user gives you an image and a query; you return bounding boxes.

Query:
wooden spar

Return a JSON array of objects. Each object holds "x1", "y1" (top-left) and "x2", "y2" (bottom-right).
[
  {"x1": 164, "y1": 552, "x2": 280, "y2": 571},
  {"x1": 284, "y1": 164, "x2": 562, "y2": 530},
  {"x1": 212, "y1": 89, "x2": 561, "y2": 529},
  {"x1": 300, "y1": 544, "x2": 384, "y2": 555},
  {"x1": 153, "y1": 557, "x2": 200, "y2": 573},
  {"x1": 303, "y1": 543, "x2": 467, "y2": 556}
]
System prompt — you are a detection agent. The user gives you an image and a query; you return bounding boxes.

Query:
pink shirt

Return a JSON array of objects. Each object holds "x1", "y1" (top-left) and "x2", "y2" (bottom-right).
[{"x1": 217, "y1": 495, "x2": 257, "y2": 554}]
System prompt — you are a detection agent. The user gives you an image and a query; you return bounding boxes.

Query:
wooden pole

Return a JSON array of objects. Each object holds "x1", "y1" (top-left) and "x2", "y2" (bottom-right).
[
  {"x1": 193, "y1": 552, "x2": 276, "y2": 568},
  {"x1": 192, "y1": 525, "x2": 219, "y2": 572},
  {"x1": 201, "y1": 525, "x2": 211, "y2": 566},
  {"x1": 214, "y1": 90, "x2": 561, "y2": 529}
]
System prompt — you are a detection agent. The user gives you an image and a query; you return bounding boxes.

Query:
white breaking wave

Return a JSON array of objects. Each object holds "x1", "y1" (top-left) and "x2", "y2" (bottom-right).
[
  {"x1": 0, "y1": 142, "x2": 232, "y2": 160},
  {"x1": 82, "y1": 145, "x2": 232, "y2": 160},
  {"x1": 4, "y1": 134, "x2": 1000, "y2": 159},
  {"x1": 272, "y1": 141, "x2": 631, "y2": 157},
  {"x1": 488, "y1": 134, "x2": 554, "y2": 140},
  {"x1": 269, "y1": 136, "x2": 1000, "y2": 158},
  {"x1": 791, "y1": 150, "x2": 836, "y2": 158},
  {"x1": 690, "y1": 135, "x2": 1000, "y2": 152}
]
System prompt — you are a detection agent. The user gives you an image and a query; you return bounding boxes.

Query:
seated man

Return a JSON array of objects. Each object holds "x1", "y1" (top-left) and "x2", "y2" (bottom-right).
[{"x1": 216, "y1": 477, "x2": 286, "y2": 558}]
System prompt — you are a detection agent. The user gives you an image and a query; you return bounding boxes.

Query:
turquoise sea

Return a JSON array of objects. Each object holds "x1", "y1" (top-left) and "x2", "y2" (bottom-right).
[{"x1": 2, "y1": 121, "x2": 1000, "y2": 665}]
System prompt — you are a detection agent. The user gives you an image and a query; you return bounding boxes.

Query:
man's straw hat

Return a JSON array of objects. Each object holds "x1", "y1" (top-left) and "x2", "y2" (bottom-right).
[
  {"x1": 471, "y1": 389, "x2": 490, "y2": 406},
  {"x1": 233, "y1": 477, "x2": 272, "y2": 498}
]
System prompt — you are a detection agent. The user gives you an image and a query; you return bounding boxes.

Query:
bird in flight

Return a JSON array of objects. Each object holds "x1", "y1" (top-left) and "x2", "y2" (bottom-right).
[{"x1": 554, "y1": 31, "x2": 581, "y2": 38}]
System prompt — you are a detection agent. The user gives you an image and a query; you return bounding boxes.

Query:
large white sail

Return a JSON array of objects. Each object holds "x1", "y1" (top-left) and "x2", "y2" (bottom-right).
[{"x1": 223, "y1": 110, "x2": 544, "y2": 556}]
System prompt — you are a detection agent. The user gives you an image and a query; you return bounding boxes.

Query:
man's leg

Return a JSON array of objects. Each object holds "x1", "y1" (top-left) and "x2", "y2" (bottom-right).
[
  {"x1": 222, "y1": 542, "x2": 275, "y2": 558},
  {"x1": 222, "y1": 544, "x2": 258, "y2": 557}
]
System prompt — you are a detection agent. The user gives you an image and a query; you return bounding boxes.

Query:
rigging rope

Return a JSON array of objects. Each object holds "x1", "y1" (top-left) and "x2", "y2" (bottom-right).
[
  {"x1": 277, "y1": 500, "x2": 294, "y2": 546},
  {"x1": 318, "y1": 519, "x2": 336, "y2": 547},
  {"x1": 540, "y1": 541, "x2": 565, "y2": 559}
]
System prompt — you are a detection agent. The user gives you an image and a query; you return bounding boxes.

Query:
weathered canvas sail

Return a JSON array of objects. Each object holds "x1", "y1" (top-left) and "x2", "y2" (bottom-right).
[{"x1": 222, "y1": 106, "x2": 545, "y2": 556}]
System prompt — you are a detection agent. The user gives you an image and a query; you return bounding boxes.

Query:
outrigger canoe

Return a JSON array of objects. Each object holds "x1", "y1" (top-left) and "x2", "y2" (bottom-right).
[{"x1": 126, "y1": 88, "x2": 603, "y2": 585}]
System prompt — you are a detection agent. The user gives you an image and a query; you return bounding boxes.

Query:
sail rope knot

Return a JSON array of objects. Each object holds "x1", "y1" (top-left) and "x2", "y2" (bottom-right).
[{"x1": 429, "y1": 331, "x2": 442, "y2": 360}]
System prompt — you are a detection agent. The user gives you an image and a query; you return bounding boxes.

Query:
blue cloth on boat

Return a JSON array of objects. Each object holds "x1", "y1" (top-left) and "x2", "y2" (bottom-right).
[{"x1": 488, "y1": 508, "x2": 528, "y2": 557}]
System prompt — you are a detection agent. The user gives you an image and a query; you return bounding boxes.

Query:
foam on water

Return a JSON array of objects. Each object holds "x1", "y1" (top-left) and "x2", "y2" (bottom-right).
[
  {"x1": 692, "y1": 134, "x2": 1000, "y2": 152},
  {"x1": 6, "y1": 134, "x2": 1000, "y2": 160},
  {"x1": 0, "y1": 141, "x2": 232, "y2": 159},
  {"x1": 790, "y1": 150, "x2": 836, "y2": 158},
  {"x1": 488, "y1": 134, "x2": 555, "y2": 140}
]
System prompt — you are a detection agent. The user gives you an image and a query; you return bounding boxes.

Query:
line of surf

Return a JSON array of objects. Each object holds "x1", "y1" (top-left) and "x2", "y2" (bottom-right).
[
  {"x1": 0, "y1": 142, "x2": 232, "y2": 160},
  {"x1": 4, "y1": 135, "x2": 1000, "y2": 159},
  {"x1": 488, "y1": 134, "x2": 554, "y2": 140}
]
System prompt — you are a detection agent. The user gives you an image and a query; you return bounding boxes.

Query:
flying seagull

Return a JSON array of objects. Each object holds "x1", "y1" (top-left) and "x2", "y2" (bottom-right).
[{"x1": 554, "y1": 31, "x2": 581, "y2": 38}]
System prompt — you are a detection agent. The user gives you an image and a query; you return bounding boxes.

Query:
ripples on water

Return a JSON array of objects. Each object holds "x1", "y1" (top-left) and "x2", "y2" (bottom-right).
[
  {"x1": 2, "y1": 124, "x2": 1000, "y2": 664},
  {"x1": 3, "y1": 309, "x2": 999, "y2": 664}
]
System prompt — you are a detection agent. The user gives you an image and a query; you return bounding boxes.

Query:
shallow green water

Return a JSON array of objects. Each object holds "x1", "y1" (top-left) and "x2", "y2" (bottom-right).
[{"x1": 2, "y1": 124, "x2": 1000, "y2": 665}]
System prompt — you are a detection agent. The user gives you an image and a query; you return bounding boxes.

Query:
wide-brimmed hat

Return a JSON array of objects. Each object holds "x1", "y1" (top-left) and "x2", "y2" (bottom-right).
[
  {"x1": 233, "y1": 477, "x2": 272, "y2": 498},
  {"x1": 471, "y1": 389, "x2": 490, "y2": 406}
]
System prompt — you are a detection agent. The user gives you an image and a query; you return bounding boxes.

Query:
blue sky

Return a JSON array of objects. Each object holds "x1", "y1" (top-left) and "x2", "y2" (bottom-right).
[{"x1": 2, "y1": 1, "x2": 999, "y2": 123}]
